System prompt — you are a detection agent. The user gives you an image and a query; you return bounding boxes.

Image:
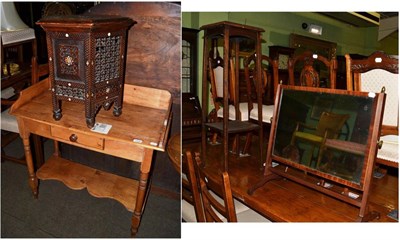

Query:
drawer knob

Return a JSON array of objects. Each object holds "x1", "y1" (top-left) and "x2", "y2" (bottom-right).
[{"x1": 69, "y1": 134, "x2": 78, "y2": 142}]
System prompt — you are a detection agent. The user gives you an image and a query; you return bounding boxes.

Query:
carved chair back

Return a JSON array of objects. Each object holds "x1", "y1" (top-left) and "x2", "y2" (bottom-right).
[
  {"x1": 345, "y1": 51, "x2": 398, "y2": 135},
  {"x1": 288, "y1": 50, "x2": 337, "y2": 89},
  {"x1": 244, "y1": 53, "x2": 278, "y2": 107}
]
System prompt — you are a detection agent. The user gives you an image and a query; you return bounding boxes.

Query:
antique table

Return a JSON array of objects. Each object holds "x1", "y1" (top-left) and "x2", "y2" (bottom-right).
[
  {"x1": 198, "y1": 143, "x2": 398, "y2": 223},
  {"x1": 10, "y1": 78, "x2": 172, "y2": 236},
  {"x1": 166, "y1": 133, "x2": 181, "y2": 173}
]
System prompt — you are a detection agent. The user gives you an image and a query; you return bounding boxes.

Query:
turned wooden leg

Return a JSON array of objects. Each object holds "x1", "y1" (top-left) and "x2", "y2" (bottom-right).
[
  {"x1": 131, "y1": 171, "x2": 150, "y2": 237},
  {"x1": 22, "y1": 137, "x2": 38, "y2": 198},
  {"x1": 131, "y1": 148, "x2": 153, "y2": 237},
  {"x1": 242, "y1": 132, "x2": 252, "y2": 155},
  {"x1": 53, "y1": 140, "x2": 60, "y2": 157}
]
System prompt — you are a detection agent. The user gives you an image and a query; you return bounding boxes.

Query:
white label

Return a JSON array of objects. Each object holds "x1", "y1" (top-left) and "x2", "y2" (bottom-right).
[
  {"x1": 348, "y1": 192, "x2": 360, "y2": 199},
  {"x1": 91, "y1": 123, "x2": 112, "y2": 134},
  {"x1": 271, "y1": 162, "x2": 279, "y2": 167}
]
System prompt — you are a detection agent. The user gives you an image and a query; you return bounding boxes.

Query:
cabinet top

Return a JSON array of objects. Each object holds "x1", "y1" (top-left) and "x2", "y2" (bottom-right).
[
  {"x1": 200, "y1": 21, "x2": 265, "y2": 33},
  {"x1": 37, "y1": 15, "x2": 135, "y2": 31}
]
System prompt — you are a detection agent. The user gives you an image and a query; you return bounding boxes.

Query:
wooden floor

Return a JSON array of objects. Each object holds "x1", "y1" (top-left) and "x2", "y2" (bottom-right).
[{"x1": 183, "y1": 135, "x2": 398, "y2": 222}]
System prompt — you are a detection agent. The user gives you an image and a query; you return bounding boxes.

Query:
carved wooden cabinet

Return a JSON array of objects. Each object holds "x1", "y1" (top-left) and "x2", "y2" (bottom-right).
[{"x1": 37, "y1": 16, "x2": 135, "y2": 128}]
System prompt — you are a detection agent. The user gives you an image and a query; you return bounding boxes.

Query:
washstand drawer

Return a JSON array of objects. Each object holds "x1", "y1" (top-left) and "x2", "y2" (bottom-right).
[{"x1": 50, "y1": 127, "x2": 105, "y2": 150}]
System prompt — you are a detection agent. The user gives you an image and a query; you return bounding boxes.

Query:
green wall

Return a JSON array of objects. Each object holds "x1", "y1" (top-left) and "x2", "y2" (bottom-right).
[{"x1": 182, "y1": 12, "x2": 398, "y2": 108}]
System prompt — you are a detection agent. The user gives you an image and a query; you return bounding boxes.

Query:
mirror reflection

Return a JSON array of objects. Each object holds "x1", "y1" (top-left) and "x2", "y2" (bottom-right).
[{"x1": 273, "y1": 89, "x2": 374, "y2": 184}]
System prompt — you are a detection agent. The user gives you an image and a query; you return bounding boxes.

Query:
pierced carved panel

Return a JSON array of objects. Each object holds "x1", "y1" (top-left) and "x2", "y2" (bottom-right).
[
  {"x1": 95, "y1": 35, "x2": 122, "y2": 83},
  {"x1": 55, "y1": 85, "x2": 85, "y2": 100}
]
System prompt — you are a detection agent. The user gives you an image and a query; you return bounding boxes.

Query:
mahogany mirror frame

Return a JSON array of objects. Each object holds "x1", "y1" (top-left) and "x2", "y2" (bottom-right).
[{"x1": 249, "y1": 84, "x2": 386, "y2": 221}]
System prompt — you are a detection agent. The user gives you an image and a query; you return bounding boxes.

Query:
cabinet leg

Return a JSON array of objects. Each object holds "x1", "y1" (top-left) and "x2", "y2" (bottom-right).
[
  {"x1": 86, "y1": 117, "x2": 95, "y2": 128},
  {"x1": 53, "y1": 108, "x2": 62, "y2": 121},
  {"x1": 113, "y1": 105, "x2": 122, "y2": 117},
  {"x1": 131, "y1": 171, "x2": 150, "y2": 237},
  {"x1": 22, "y1": 137, "x2": 38, "y2": 198}
]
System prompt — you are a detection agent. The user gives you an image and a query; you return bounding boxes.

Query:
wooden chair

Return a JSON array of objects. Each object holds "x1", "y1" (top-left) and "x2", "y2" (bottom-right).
[
  {"x1": 244, "y1": 53, "x2": 278, "y2": 124},
  {"x1": 209, "y1": 57, "x2": 249, "y2": 124},
  {"x1": 290, "y1": 112, "x2": 350, "y2": 168},
  {"x1": 288, "y1": 50, "x2": 337, "y2": 88},
  {"x1": 208, "y1": 55, "x2": 253, "y2": 154},
  {"x1": 186, "y1": 151, "x2": 271, "y2": 222},
  {"x1": 1, "y1": 57, "x2": 48, "y2": 166},
  {"x1": 181, "y1": 150, "x2": 206, "y2": 222},
  {"x1": 345, "y1": 51, "x2": 398, "y2": 167},
  {"x1": 241, "y1": 53, "x2": 278, "y2": 157}
]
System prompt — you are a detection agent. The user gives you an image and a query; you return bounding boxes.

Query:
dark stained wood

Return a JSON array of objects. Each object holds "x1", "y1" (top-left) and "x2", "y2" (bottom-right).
[
  {"x1": 182, "y1": 93, "x2": 202, "y2": 141},
  {"x1": 37, "y1": 16, "x2": 135, "y2": 128},
  {"x1": 85, "y1": 2, "x2": 181, "y2": 102},
  {"x1": 288, "y1": 50, "x2": 337, "y2": 88},
  {"x1": 201, "y1": 21, "x2": 265, "y2": 171}
]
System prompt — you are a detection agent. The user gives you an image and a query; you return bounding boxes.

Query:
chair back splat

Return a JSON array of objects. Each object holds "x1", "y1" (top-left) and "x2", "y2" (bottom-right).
[
  {"x1": 192, "y1": 151, "x2": 237, "y2": 222},
  {"x1": 288, "y1": 50, "x2": 337, "y2": 89}
]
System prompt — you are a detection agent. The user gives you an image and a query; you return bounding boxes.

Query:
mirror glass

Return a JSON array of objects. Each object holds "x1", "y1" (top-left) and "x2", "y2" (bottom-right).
[{"x1": 272, "y1": 88, "x2": 375, "y2": 184}]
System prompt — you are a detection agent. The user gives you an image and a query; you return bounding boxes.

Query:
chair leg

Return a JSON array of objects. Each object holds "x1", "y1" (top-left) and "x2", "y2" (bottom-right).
[
  {"x1": 242, "y1": 132, "x2": 252, "y2": 155},
  {"x1": 1, "y1": 148, "x2": 26, "y2": 165},
  {"x1": 1, "y1": 132, "x2": 25, "y2": 164},
  {"x1": 211, "y1": 132, "x2": 218, "y2": 145},
  {"x1": 1, "y1": 132, "x2": 45, "y2": 168},
  {"x1": 231, "y1": 136, "x2": 237, "y2": 154}
]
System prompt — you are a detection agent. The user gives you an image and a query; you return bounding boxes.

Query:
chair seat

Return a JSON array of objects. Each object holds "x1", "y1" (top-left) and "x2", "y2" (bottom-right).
[
  {"x1": 249, "y1": 103, "x2": 274, "y2": 123},
  {"x1": 1, "y1": 108, "x2": 19, "y2": 133},
  {"x1": 293, "y1": 131, "x2": 323, "y2": 143},
  {"x1": 182, "y1": 198, "x2": 198, "y2": 222},
  {"x1": 236, "y1": 208, "x2": 271, "y2": 222},
  {"x1": 217, "y1": 102, "x2": 249, "y2": 121},
  {"x1": 377, "y1": 135, "x2": 399, "y2": 163},
  {"x1": 1, "y1": 87, "x2": 16, "y2": 99}
]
